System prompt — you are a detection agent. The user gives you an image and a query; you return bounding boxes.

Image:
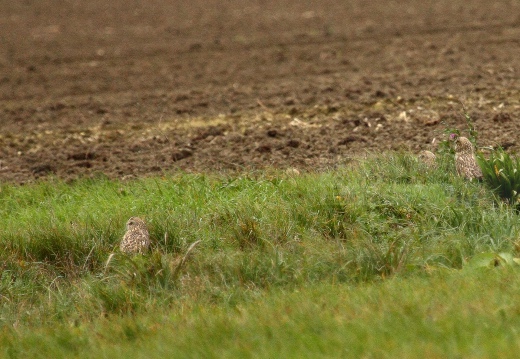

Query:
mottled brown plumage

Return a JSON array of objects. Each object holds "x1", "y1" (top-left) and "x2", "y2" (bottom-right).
[
  {"x1": 418, "y1": 150, "x2": 436, "y2": 168},
  {"x1": 120, "y1": 217, "x2": 150, "y2": 254},
  {"x1": 453, "y1": 136, "x2": 483, "y2": 180}
]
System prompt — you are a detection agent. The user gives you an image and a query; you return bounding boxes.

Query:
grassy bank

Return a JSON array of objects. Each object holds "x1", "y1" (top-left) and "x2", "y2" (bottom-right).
[{"x1": 1, "y1": 153, "x2": 520, "y2": 357}]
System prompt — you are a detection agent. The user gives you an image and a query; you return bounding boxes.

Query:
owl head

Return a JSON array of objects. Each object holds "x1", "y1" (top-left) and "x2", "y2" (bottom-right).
[
  {"x1": 126, "y1": 217, "x2": 146, "y2": 230},
  {"x1": 454, "y1": 136, "x2": 475, "y2": 154}
]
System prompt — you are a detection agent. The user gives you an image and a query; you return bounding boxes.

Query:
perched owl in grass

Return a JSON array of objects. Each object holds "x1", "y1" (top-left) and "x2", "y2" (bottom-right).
[
  {"x1": 120, "y1": 217, "x2": 150, "y2": 254},
  {"x1": 451, "y1": 135, "x2": 483, "y2": 181},
  {"x1": 418, "y1": 150, "x2": 436, "y2": 168}
]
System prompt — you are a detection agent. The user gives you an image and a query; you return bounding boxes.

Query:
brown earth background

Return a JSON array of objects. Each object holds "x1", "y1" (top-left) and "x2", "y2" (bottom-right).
[{"x1": 1, "y1": 0, "x2": 519, "y2": 183}]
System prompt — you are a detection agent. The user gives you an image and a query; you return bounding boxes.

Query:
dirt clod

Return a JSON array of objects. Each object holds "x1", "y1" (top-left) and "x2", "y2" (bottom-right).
[{"x1": 172, "y1": 149, "x2": 194, "y2": 162}]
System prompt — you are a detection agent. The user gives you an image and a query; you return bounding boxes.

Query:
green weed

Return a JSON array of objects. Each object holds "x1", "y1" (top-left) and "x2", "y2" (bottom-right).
[{"x1": 478, "y1": 148, "x2": 520, "y2": 208}]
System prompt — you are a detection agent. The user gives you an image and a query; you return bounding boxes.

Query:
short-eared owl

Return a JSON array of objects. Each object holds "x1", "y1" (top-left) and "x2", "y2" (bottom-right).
[
  {"x1": 418, "y1": 150, "x2": 436, "y2": 168},
  {"x1": 451, "y1": 135, "x2": 483, "y2": 181},
  {"x1": 120, "y1": 217, "x2": 150, "y2": 254}
]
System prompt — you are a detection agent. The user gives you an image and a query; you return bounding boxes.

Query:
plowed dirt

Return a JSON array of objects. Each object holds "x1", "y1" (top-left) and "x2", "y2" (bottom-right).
[{"x1": 1, "y1": 0, "x2": 519, "y2": 183}]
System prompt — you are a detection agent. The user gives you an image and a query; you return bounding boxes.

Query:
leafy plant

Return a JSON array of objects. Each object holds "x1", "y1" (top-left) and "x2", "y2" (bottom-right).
[
  {"x1": 477, "y1": 148, "x2": 520, "y2": 208},
  {"x1": 463, "y1": 252, "x2": 520, "y2": 270}
]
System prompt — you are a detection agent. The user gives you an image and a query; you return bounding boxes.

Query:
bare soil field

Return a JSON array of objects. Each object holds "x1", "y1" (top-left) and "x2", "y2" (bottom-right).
[{"x1": 1, "y1": 0, "x2": 519, "y2": 183}]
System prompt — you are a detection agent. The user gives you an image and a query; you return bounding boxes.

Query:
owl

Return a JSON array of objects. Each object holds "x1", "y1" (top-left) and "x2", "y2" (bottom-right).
[
  {"x1": 452, "y1": 135, "x2": 483, "y2": 181},
  {"x1": 418, "y1": 150, "x2": 436, "y2": 168},
  {"x1": 120, "y1": 217, "x2": 150, "y2": 254}
]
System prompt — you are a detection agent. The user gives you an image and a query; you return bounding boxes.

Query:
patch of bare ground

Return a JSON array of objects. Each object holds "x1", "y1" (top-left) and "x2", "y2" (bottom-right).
[{"x1": 0, "y1": 0, "x2": 519, "y2": 182}]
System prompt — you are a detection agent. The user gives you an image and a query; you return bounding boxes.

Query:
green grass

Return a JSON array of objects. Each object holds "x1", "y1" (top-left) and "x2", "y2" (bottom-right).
[
  {"x1": 1, "y1": 153, "x2": 520, "y2": 358},
  {"x1": 4, "y1": 269, "x2": 520, "y2": 359}
]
